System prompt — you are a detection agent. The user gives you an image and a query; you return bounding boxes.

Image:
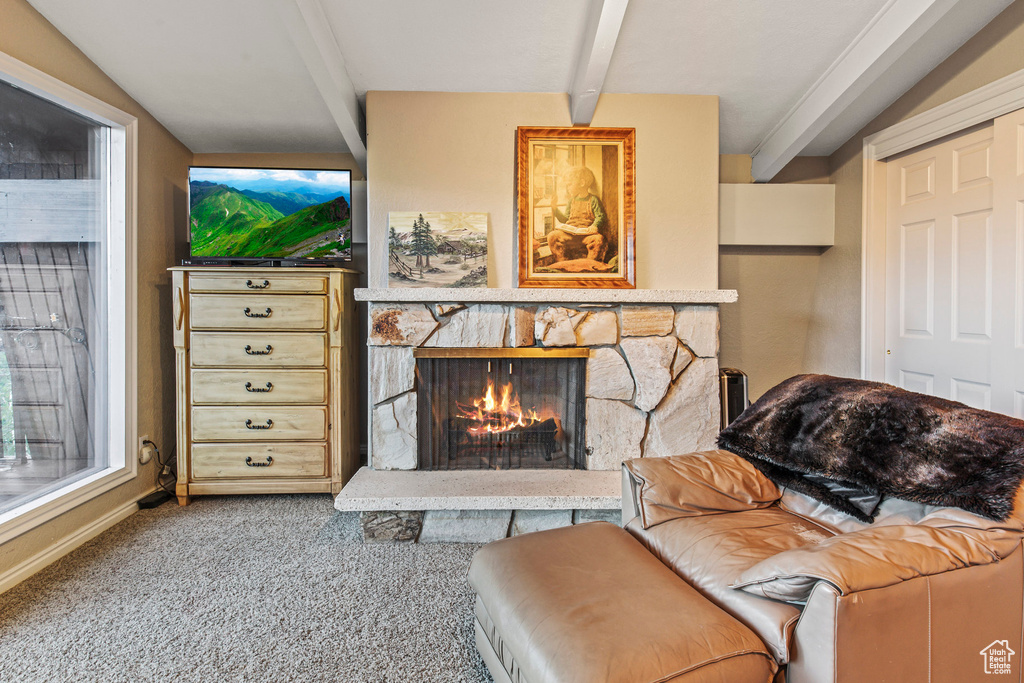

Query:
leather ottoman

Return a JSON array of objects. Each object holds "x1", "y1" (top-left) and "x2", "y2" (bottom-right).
[{"x1": 468, "y1": 522, "x2": 777, "y2": 683}]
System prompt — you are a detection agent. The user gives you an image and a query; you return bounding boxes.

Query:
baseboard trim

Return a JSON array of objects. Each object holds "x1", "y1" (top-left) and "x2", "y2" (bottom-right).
[{"x1": 0, "y1": 490, "x2": 152, "y2": 595}]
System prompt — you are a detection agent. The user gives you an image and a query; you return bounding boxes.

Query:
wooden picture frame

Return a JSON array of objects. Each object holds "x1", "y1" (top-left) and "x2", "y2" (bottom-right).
[{"x1": 516, "y1": 126, "x2": 635, "y2": 288}]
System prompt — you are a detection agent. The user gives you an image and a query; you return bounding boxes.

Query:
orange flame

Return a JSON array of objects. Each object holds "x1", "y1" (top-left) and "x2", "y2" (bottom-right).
[{"x1": 457, "y1": 377, "x2": 541, "y2": 435}]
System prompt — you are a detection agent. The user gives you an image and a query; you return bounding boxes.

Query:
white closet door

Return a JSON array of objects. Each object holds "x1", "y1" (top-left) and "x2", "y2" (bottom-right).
[
  {"x1": 993, "y1": 108, "x2": 1024, "y2": 417},
  {"x1": 885, "y1": 123, "x2": 997, "y2": 409}
]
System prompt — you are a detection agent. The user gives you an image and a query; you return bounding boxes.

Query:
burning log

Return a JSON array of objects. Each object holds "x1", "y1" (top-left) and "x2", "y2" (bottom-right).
[
  {"x1": 444, "y1": 415, "x2": 563, "y2": 461},
  {"x1": 456, "y1": 376, "x2": 543, "y2": 434}
]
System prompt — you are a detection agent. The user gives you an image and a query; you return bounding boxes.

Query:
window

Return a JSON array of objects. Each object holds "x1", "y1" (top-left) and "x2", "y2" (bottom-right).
[{"x1": 0, "y1": 52, "x2": 136, "y2": 541}]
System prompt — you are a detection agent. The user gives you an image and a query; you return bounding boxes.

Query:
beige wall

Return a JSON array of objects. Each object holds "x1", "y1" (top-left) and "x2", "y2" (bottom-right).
[
  {"x1": 365, "y1": 91, "x2": 720, "y2": 290},
  {"x1": 819, "y1": 1, "x2": 1024, "y2": 381},
  {"x1": 718, "y1": 155, "x2": 830, "y2": 399},
  {"x1": 0, "y1": 0, "x2": 192, "y2": 572},
  {"x1": 192, "y1": 153, "x2": 364, "y2": 181},
  {"x1": 721, "y1": 0, "x2": 1024, "y2": 399}
]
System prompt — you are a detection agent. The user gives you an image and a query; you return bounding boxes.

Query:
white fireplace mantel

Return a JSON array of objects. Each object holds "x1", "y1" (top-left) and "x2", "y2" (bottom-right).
[{"x1": 355, "y1": 287, "x2": 737, "y2": 305}]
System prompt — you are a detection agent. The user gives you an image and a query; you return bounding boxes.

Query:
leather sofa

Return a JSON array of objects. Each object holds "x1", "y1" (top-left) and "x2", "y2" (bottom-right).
[{"x1": 469, "y1": 449, "x2": 1024, "y2": 682}]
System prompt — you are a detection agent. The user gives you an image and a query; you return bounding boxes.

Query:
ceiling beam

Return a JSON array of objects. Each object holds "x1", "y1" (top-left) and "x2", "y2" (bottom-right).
[
  {"x1": 570, "y1": 0, "x2": 630, "y2": 125},
  {"x1": 750, "y1": 0, "x2": 989, "y2": 182},
  {"x1": 277, "y1": 0, "x2": 367, "y2": 172}
]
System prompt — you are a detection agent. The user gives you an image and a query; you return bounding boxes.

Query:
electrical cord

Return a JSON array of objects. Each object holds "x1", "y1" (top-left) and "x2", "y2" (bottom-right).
[{"x1": 142, "y1": 439, "x2": 177, "y2": 497}]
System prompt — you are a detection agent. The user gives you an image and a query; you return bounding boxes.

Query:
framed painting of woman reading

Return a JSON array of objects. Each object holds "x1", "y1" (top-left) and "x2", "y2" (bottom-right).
[{"x1": 516, "y1": 126, "x2": 635, "y2": 288}]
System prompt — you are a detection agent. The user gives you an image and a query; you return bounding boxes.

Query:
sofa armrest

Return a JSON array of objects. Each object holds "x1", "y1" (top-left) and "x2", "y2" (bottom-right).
[
  {"x1": 623, "y1": 450, "x2": 782, "y2": 529},
  {"x1": 734, "y1": 522, "x2": 1024, "y2": 602},
  {"x1": 787, "y1": 542, "x2": 1024, "y2": 682},
  {"x1": 621, "y1": 464, "x2": 640, "y2": 527}
]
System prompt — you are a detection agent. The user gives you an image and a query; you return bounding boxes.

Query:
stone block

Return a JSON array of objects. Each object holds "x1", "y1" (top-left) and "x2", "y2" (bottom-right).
[
  {"x1": 672, "y1": 341, "x2": 694, "y2": 380},
  {"x1": 586, "y1": 398, "x2": 647, "y2": 470},
  {"x1": 573, "y1": 509, "x2": 621, "y2": 525},
  {"x1": 369, "y1": 346, "x2": 415, "y2": 404},
  {"x1": 511, "y1": 509, "x2": 574, "y2": 536},
  {"x1": 621, "y1": 305, "x2": 674, "y2": 337},
  {"x1": 674, "y1": 306, "x2": 720, "y2": 358},
  {"x1": 509, "y1": 306, "x2": 537, "y2": 347},
  {"x1": 620, "y1": 336, "x2": 678, "y2": 412},
  {"x1": 360, "y1": 510, "x2": 424, "y2": 542},
  {"x1": 535, "y1": 306, "x2": 585, "y2": 347},
  {"x1": 644, "y1": 357, "x2": 721, "y2": 457},
  {"x1": 419, "y1": 510, "x2": 513, "y2": 543},
  {"x1": 371, "y1": 392, "x2": 417, "y2": 470},
  {"x1": 586, "y1": 347, "x2": 634, "y2": 400},
  {"x1": 574, "y1": 309, "x2": 618, "y2": 346},
  {"x1": 369, "y1": 304, "x2": 438, "y2": 346},
  {"x1": 425, "y1": 304, "x2": 508, "y2": 347},
  {"x1": 434, "y1": 303, "x2": 466, "y2": 317}
]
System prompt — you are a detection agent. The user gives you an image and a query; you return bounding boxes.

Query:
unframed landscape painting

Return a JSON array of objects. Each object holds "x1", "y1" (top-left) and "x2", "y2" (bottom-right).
[
  {"x1": 388, "y1": 211, "x2": 487, "y2": 288},
  {"x1": 189, "y1": 167, "x2": 352, "y2": 260}
]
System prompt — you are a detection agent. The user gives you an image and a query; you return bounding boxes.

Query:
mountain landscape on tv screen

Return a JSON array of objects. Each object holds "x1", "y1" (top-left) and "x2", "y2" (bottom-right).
[{"x1": 189, "y1": 180, "x2": 351, "y2": 259}]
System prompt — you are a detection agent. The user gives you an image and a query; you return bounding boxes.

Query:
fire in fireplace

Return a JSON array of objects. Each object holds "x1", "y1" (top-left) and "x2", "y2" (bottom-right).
[{"x1": 415, "y1": 348, "x2": 588, "y2": 470}]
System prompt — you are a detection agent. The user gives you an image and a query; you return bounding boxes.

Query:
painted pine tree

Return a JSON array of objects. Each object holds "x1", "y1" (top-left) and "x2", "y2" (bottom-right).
[{"x1": 409, "y1": 213, "x2": 437, "y2": 273}]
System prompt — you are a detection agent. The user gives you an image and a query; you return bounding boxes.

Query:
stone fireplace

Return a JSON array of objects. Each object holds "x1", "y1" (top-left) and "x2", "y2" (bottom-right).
[
  {"x1": 359, "y1": 288, "x2": 734, "y2": 484},
  {"x1": 415, "y1": 348, "x2": 588, "y2": 471}
]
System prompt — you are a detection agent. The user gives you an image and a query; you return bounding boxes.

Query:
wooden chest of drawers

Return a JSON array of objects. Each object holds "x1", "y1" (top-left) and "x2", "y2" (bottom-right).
[{"x1": 170, "y1": 267, "x2": 359, "y2": 505}]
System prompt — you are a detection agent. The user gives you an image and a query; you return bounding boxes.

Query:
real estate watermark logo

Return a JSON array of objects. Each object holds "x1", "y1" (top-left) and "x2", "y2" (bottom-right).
[{"x1": 980, "y1": 640, "x2": 1016, "y2": 675}]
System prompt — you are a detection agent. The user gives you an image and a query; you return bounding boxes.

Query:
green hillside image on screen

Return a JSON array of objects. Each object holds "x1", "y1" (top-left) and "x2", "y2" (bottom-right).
[{"x1": 189, "y1": 167, "x2": 352, "y2": 260}]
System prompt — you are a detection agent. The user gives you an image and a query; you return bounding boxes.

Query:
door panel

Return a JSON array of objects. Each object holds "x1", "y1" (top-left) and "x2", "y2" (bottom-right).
[
  {"x1": 951, "y1": 209, "x2": 992, "y2": 342},
  {"x1": 901, "y1": 158, "x2": 935, "y2": 203},
  {"x1": 899, "y1": 370, "x2": 935, "y2": 395},
  {"x1": 886, "y1": 124, "x2": 994, "y2": 407},
  {"x1": 899, "y1": 220, "x2": 934, "y2": 337},
  {"x1": 886, "y1": 110, "x2": 1024, "y2": 416},
  {"x1": 950, "y1": 378, "x2": 992, "y2": 410}
]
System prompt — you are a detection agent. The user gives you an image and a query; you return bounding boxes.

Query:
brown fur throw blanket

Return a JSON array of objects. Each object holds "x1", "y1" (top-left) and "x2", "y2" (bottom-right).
[{"x1": 717, "y1": 374, "x2": 1024, "y2": 522}]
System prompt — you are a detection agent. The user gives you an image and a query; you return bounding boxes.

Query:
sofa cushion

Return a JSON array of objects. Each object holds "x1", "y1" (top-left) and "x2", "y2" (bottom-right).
[
  {"x1": 626, "y1": 506, "x2": 831, "y2": 663},
  {"x1": 778, "y1": 488, "x2": 938, "y2": 534},
  {"x1": 803, "y1": 474, "x2": 881, "y2": 517},
  {"x1": 625, "y1": 450, "x2": 782, "y2": 529},
  {"x1": 734, "y1": 510, "x2": 1024, "y2": 603},
  {"x1": 469, "y1": 522, "x2": 777, "y2": 683}
]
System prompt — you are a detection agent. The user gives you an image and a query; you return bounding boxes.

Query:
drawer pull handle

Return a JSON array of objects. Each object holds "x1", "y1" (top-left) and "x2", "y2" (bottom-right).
[
  {"x1": 244, "y1": 344, "x2": 273, "y2": 356},
  {"x1": 244, "y1": 307, "x2": 273, "y2": 318},
  {"x1": 246, "y1": 279, "x2": 270, "y2": 289},
  {"x1": 245, "y1": 381, "x2": 273, "y2": 393},
  {"x1": 245, "y1": 418, "x2": 274, "y2": 430},
  {"x1": 245, "y1": 456, "x2": 273, "y2": 467}
]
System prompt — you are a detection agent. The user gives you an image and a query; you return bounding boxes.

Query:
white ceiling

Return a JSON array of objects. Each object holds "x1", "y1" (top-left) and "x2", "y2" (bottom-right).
[{"x1": 24, "y1": 0, "x2": 1015, "y2": 173}]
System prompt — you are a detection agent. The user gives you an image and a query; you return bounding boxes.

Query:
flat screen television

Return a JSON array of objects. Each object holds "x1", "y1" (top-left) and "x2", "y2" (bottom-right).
[{"x1": 188, "y1": 166, "x2": 352, "y2": 264}]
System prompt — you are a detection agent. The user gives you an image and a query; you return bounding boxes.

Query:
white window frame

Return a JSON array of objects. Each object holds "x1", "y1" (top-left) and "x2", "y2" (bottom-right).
[{"x1": 0, "y1": 51, "x2": 138, "y2": 543}]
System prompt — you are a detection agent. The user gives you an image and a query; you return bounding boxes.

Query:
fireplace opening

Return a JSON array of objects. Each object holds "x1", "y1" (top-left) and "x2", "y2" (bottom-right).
[{"x1": 415, "y1": 349, "x2": 588, "y2": 470}]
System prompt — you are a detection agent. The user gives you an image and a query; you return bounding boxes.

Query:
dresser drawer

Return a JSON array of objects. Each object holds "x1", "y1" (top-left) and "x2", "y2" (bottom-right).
[
  {"x1": 191, "y1": 406, "x2": 327, "y2": 441},
  {"x1": 190, "y1": 332, "x2": 326, "y2": 367},
  {"x1": 188, "y1": 274, "x2": 328, "y2": 294},
  {"x1": 190, "y1": 443, "x2": 327, "y2": 478},
  {"x1": 190, "y1": 294, "x2": 326, "y2": 331},
  {"x1": 191, "y1": 369, "x2": 328, "y2": 404}
]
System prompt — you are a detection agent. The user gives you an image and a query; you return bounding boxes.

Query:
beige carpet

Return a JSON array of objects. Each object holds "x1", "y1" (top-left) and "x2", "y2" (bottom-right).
[{"x1": 0, "y1": 494, "x2": 491, "y2": 682}]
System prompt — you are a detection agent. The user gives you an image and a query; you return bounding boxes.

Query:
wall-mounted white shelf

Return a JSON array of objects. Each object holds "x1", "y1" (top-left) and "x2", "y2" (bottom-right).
[{"x1": 719, "y1": 183, "x2": 835, "y2": 246}]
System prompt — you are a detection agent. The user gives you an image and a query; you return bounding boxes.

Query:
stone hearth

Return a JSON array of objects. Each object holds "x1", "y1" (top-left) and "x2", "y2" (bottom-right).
[{"x1": 348, "y1": 289, "x2": 736, "y2": 507}]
